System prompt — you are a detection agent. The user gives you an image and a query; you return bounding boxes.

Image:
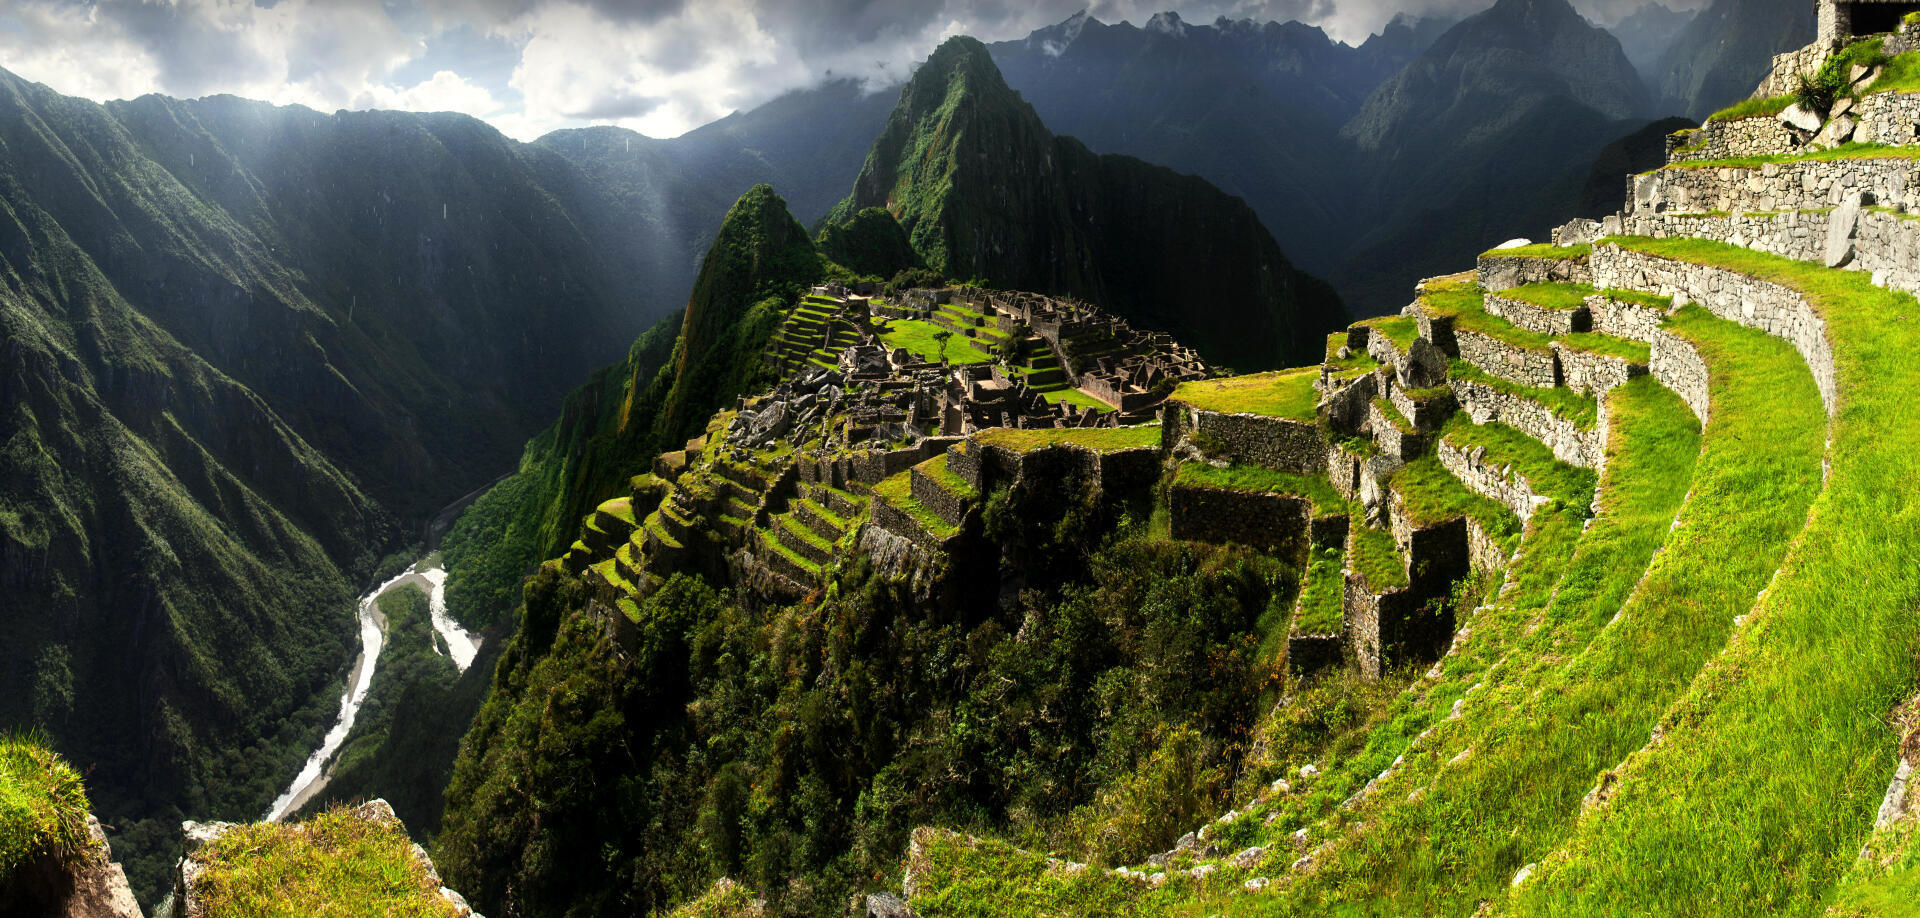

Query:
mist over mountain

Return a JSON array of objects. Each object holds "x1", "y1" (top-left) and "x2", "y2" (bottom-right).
[
  {"x1": 1607, "y1": 2, "x2": 1701, "y2": 86},
  {"x1": 1653, "y1": 0, "x2": 1816, "y2": 118}
]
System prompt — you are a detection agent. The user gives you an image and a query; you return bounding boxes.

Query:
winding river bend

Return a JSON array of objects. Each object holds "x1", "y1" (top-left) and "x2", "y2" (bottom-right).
[{"x1": 264, "y1": 557, "x2": 482, "y2": 821}]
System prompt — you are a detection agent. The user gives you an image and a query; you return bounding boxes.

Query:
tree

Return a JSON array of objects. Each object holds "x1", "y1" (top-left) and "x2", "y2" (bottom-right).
[{"x1": 933, "y1": 330, "x2": 953, "y2": 363}]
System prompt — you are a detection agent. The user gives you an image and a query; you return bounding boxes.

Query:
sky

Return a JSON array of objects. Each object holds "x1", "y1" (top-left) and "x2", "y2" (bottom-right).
[{"x1": 0, "y1": 0, "x2": 1711, "y2": 141}]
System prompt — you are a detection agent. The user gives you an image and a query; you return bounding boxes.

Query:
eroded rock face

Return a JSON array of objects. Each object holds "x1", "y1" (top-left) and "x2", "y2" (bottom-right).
[{"x1": 1, "y1": 816, "x2": 143, "y2": 918}]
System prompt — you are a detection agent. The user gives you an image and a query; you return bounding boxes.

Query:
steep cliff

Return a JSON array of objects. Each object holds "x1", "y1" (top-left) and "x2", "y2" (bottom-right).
[{"x1": 824, "y1": 36, "x2": 1346, "y2": 370}]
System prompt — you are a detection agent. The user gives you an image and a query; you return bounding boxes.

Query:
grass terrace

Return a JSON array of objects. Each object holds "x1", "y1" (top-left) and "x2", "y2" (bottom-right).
[
  {"x1": 0, "y1": 736, "x2": 90, "y2": 878},
  {"x1": 972, "y1": 424, "x2": 1162, "y2": 454},
  {"x1": 1658, "y1": 142, "x2": 1920, "y2": 172},
  {"x1": 1558, "y1": 331, "x2": 1653, "y2": 363},
  {"x1": 1480, "y1": 243, "x2": 1592, "y2": 261},
  {"x1": 1440, "y1": 415, "x2": 1598, "y2": 506},
  {"x1": 1173, "y1": 463, "x2": 1344, "y2": 515},
  {"x1": 1391, "y1": 455, "x2": 1522, "y2": 548},
  {"x1": 1499, "y1": 282, "x2": 1594, "y2": 312},
  {"x1": 873, "y1": 471, "x2": 958, "y2": 540},
  {"x1": 1169, "y1": 367, "x2": 1319, "y2": 420},
  {"x1": 877, "y1": 318, "x2": 995, "y2": 365},
  {"x1": 1324, "y1": 332, "x2": 1382, "y2": 379},
  {"x1": 1347, "y1": 522, "x2": 1408, "y2": 592},
  {"x1": 1449, "y1": 360, "x2": 1600, "y2": 429},
  {"x1": 917, "y1": 454, "x2": 980, "y2": 502},
  {"x1": 1372, "y1": 397, "x2": 1416, "y2": 435},
  {"x1": 1360, "y1": 315, "x2": 1419, "y2": 350},
  {"x1": 190, "y1": 805, "x2": 458, "y2": 918},
  {"x1": 1598, "y1": 287, "x2": 1674, "y2": 311},
  {"x1": 1705, "y1": 94, "x2": 1795, "y2": 122},
  {"x1": 1507, "y1": 236, "x2": 1920, "y2": 914},
  {"x1": 1294, "y1": 545, "x2": 1347, "y2": 635}
]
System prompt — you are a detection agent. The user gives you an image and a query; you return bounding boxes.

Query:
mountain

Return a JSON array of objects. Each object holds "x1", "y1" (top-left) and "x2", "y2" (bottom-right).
[
  {"x1": 826, "y1": 35, "x2": 1346, "y2": 370},
  {"x1": 1652, "y1": 0, "x2": 1816, "y2": 119},
  {"x1": 1330, "y1": 0, "x2": 1653, "y2": 310},
  {"x1": 986, "y1": 11, "x2": 1449, "y2": 274},
  {"x1": 1608, "y1": 2, "x2": 1701, "y2": 86},
  {"x1": 0, "y1": 66, "x2": 880, "y2": 905},
  {"x1": 1577, "y1": 115, "x2": 1697, "y2": 215}
]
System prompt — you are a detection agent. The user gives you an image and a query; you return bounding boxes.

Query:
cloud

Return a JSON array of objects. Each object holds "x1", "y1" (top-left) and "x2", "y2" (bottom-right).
[{"x1": 0, "y1": 0, "x2": 1719, "y2": 144}]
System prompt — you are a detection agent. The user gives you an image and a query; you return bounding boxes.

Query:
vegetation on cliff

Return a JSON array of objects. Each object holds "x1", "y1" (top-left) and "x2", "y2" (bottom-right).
[
  {"x1": 0, "y1": 736, "x2": 91, "y2": 881},
  {"x1": 824, "y1": 36, "x2": 1346, "y2": 369}
]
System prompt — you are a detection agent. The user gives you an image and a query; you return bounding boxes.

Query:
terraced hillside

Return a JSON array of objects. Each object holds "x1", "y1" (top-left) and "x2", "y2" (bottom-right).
[{"x1": 438, "y1": 14, "x2": 1920, "y2": 918}]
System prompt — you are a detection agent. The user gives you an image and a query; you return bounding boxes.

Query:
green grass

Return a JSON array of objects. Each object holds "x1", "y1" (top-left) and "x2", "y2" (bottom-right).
[
  {"x1": 1170, "y1": 368, "x2": 1319, "y2": 420},
  {"x1": 1598, "y1": 287, "x2": 1673, "y2": 310},
  {"x1": 1172, "y1": 463, "x2": 1344, "y2": 515},
  {"x1": 1498, "y1": 283, "x2": 1594, "y2": 312},
  {"x1": 1372, "y1": 397, "x2": 1416, "y2": 435},
  {"x1": 1660, "y1": 142, "x2": 1920, "y2": 172},
  {"x1": 191, "y1": 805, "x2": 458, "y2": 917},
  {"x1": 1036, "y1": 386, "x2": 1113, "y2": 412},
  {"x1": 0, "y1": 735, "x2": 91, "y2": 877},
  {"x1": 877, "y1": 318, "x2": 995, "y2": 365},
  {"x1": 1480, "y1": 243, "x2": 1592, "y2": 261},
  {"x1": 1348, "y1": 522, "x2": 1408, "y2": 592},
  {"x1": 873, "y1": 471, "x2": 959, "y2": 540},
  {"x1": 918, "y1": 454, "x2": 980, "y2": 502},
  {"x1": 973, "y1": 424, "x2": 1161, "y2": 454},
  {"x1": 595, "y1": 496, "x2": 636, "y2": 526},
  {"x1": 778, "y1": 515, "x2": 834, "y2": 555},
  {"x1": 1361, "y1": 315, "x2": 1419, "y2": 350},
  {"x1": 764, "y1": 528, "x2": 827, "y2": 576},
  {"x1": 1440, "y1": 415, "x2": 1598, "y2": 508},
  {"x1": 1705, "y1": 94, "x2": 1795, "y2": 122},
  {"x1": 1502, "y1": 236, "x2": 1920, "y2": 914},
  {"x1": 1390, "y1": 455, "x2": 1521, "y2": 546},
  {"x1": 1294, "y1": 545, "x2": 1347, "y2": 635},
  {"x1": 1867, "y1": 50, "x2": 1920, "y2": 94},
  {"x1": 1324, "y1": 332, "x2": 1381, "y2": 378},
  {"x1": 1448, "y1": 359, "x2": 1601, "y2": 429}
]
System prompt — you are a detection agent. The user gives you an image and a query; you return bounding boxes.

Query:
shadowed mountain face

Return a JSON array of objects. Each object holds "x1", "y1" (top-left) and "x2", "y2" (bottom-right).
[
  {"x1": 1653, "y1": 0, "x2": 1816, "y2": 119},
  {"x1": 0, "y1": 67, "x2": 876, "y2": 904},
  {"x1": 1608, "y1": 2, "x2": 1701, "y2": 87},
  {"x1": 826, "y1": 35, "x2": 1348, "y2": 370}
]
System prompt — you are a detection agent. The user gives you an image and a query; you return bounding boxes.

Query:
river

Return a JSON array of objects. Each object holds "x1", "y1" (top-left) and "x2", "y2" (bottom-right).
[{"x1": 263, "y1": 556, "x2": 482, "y2": 821}]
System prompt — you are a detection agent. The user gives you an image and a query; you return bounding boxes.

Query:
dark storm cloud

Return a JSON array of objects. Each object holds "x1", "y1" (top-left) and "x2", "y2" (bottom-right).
[{"x1": 92, "y1": 0, "x2": 280, "y2": 94}]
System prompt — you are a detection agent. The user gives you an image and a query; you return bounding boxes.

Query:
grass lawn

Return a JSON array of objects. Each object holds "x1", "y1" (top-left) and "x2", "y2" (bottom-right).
[
  {"x1": 1347, "y1": 521, "x2": 1407, "y2": 592},
  {"x1": 1390, "y1": 455, "x2": 1521, "y2": 548},
  {"x1": 1173, "y1": 463, "x2": 1343, "y2": 514},
  {"x1": 873, "y1": 471, "x2": 958, "y2": 540},
  {"x1": 1498, "y1": 282, "x2": 1594, "y2": 312},
  {"x1": 1170, "y1": 368, "x2": 1319, "y2": 420},
  {"x1": 973, "y1": 424, "x2": 1161, "y2": 454},
  {"x1": 1480, "y1": 243, "x2": 1592, "y2": 261},
  {"x1": 1294, "y1": 545, "x2": 1347, "y2": 635},
  {"x1": 879, "y1": 318, "x2": 995, "y2": 365},
  {"x1": 1705, "y1": 94, "x2": 1794, "y2": 122}
]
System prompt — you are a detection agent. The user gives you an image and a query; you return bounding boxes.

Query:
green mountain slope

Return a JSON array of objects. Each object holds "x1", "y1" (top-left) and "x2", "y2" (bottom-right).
[
  {"x1": 1653, "y1": 0, "x2": 1815, "y2": 119},
  {"x1": 824, "y1": 36, "x2": 1346, "y2": 370}
]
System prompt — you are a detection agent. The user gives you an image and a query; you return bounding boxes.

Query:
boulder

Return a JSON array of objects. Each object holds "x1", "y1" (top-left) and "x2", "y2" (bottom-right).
[
  {"x1": 1811, "y1": 114, "x2": 1857, "y2": 150},
  {"x1": 1491, "y1": 238, "x2": 1533, "y2": 250},
  {"x1": 1399, "y1": 337, "x2": 1450, "y2": 390},
  {"x1": 1779, "y1": 103, "x2": 1823, "y2": 133},
  {"x1": 866, "y1": 892, "x2": 916, "y2": 917},
  {"x1": 1826, "y1": 193, "x2": 1863, "y2": 268}
]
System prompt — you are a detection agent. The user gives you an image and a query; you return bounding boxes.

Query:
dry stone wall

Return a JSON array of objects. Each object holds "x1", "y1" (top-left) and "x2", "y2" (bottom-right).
[
  {"x1": 1553, "y1": 342, "x2": 1646, "y2": 396},
  {"x1": 910, "y1": 466, "x2": 970, "y2": 527},
  {"x1": 1169, "y1": 486, "x2": 1312, "y2": 556},
  {"x1": 1586, "y1": 293, "x2": 1669, "y2": 343},
  {"x1": 1450, "y1": 376, "x2": 1607, "y2": 469},
  {"x1": 1634, "y1": 158, "x2": 1920, "y2": 216},
  {"x1": 1649, "y1": 329, "x2": 1713, "y2": 425},
  {"x1": 1437, "y1": 438, "x2": 1547, "y2": 522},
  {"x1": 1465, "y1": 517, "x2": 1512, "y2": 578},
  {"x1": 1668, "y1": 116, "x2": 1806, "y2": 163},
  {"x1": 1477, "y1": 254, "x2": 1592, "y2": 290},
  {"x1": 1591, "y1": 245, "x2": 1837, "y2": 416},
  {"x1": 1187, "y1": 410, "x2": 1328, "y2": 473},
  {"x1": 1484, "y1": 292, "x2": 1585, "y2": 336},
  {"x1": 1624, "y1": 208, "x2": 1920, "y2": 301},
  {"x1": 1368, "y1": 401, "x2": 1428, "y2": 462},
  {"x1": 1455, "y1": 330, "x2": 1560, "y2": 389},
  {"x1": 1851, "y1": 91, "x2": 1920, "y2": 144}
]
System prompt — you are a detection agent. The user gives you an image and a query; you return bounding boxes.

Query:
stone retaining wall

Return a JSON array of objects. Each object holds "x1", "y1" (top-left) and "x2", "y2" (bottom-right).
[
  {"x1": 1387, "y1": 503, "x2": 1470, "y2": 595},
  {"x1": 1634, "y1": 158, "x2": 1920, "y2": 216},
  {"x1": 1852, "y1": 90, "x2": 1920, "y2": 146},
  {"x1": 1449, "y1": 376, "x2": 1607, "y2": 469},
  {"x1": 1624, "y1": 207, "x2": 1920, "y2": 302},
  {"x1": 1455, "y1": 329, "x2": 1560, "y2": 389},
  {"x1": 1188, "y1": 410, "x2": 1327, "y2": 473},
  {"x1": 911, "y1": 465, "x2": 970, "y2": 527},
  {"x1": 1321, "y1": 371, "x2": 1379, "y2": 436},
  {"x1": 1477, "y1": 253, "x2": 1592, "y2": 290},
  {"x1": 1388, "y1": 379, "x2": 1456, "y2": 431},
  {"x1": 1552, "y1": 342, "x2": 1646, "y2": 396},
  {"x1": 1587, "y1": 292, "x2": 1671, "y2": 343},
  {"x1": 1758, "y1": 42, "x2": 1831, "y2": 98},
  {"x1": 1368, "y1": 400, "x2": 1428, "y2": 462},
  {"x1": 870, "y1": 492, "x2": 950, "y2": 554},
  {"x1": 1169, "y1": 486, "x2": 1312, "y2": 556},
  {"x1": 1667, "y1": 116, "x2": 1805, "y2": 163},
  {"x1": 1484, "y1": 292, "x2": 1585, "y2": 336},
  {"x1": 777, "y1": 521, "x2": 834, "y2": 566},
  {"x1": 1343, "y1": 574, "x2": 1451, "y2": 680},
  {"x1": 1649, "y1": 328, "x2": 1714, "y2": 426},
  {"x1": 1591, "y1": 245, "x2": 1837, "y2": 416},
  {"x1": 1287, "y1": 630, "x2": 1343, "y2": 673},
  {"x1": 1466, "y1": 517, "x2": 1512, "y2": 577},
  {"x1": 1437, "y1": 438, "x2": 1545, "y2": 522}
]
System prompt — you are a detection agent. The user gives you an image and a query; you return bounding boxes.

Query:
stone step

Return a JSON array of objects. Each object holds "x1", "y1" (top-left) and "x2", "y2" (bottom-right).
[
  {"x1": 775, "y1": 516, "x2": 835, "y2": 566},
  {"x1": 794, "y1": 499, "x2": 847, "y2": 543}
]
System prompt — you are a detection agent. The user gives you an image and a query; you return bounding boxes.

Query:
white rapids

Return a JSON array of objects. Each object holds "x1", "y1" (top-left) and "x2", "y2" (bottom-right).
[{"x1": 263, "y1": 558, "x2": 482, "y2": 821}]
